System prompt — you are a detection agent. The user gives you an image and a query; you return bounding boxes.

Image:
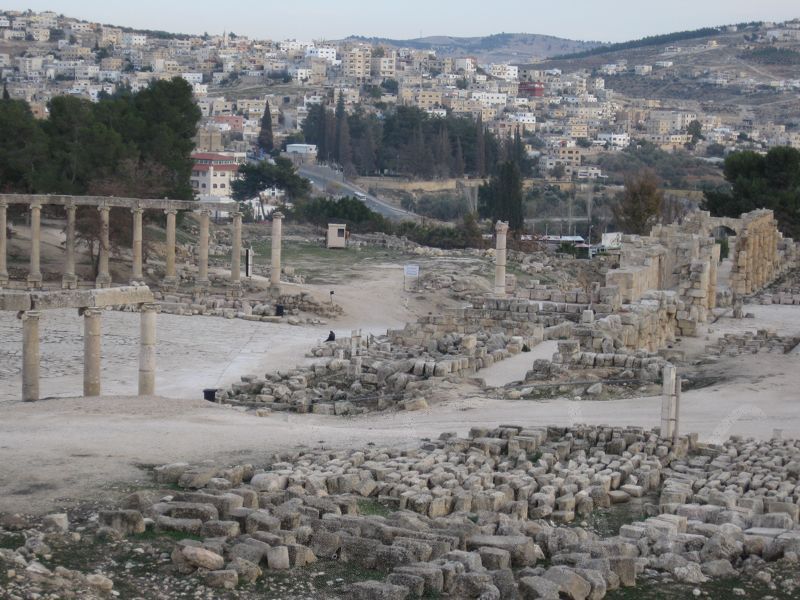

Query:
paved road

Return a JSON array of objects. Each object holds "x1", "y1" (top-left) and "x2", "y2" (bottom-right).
[{"x1": 299, "y1": 164, "x2": 418, "y2": 222}]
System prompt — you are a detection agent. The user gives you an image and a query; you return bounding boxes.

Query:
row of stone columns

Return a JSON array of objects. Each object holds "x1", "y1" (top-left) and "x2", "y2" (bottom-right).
[
  {"x1": 0, "y1": 203, "x2": 247, "y2": 291},
  {"x1": 20, "y1": 304, "x2": 158, "y2": 401}
]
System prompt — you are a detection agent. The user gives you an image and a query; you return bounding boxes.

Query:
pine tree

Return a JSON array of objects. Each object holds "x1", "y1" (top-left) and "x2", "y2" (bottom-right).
[
  {"x1": 475, "y1": 114, "x2": 486, "y2": 178},
  {"x1": 337, "y1": 113, "x2": 353, "y2": 175},
  {"x1": 452, "y1": 136, "x2": 465, "y2": 178},
  {"x1": 2, "y1": 83, "x2": 9, "y2": 101},
  {"x1": 257, "y1": 100, "x2": 274, "y2": 154}
]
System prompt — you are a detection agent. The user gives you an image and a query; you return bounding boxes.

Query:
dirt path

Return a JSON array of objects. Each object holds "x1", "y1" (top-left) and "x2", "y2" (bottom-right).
[{"x1": 2, "y1": 346, "x2": 799, "y2": 515}]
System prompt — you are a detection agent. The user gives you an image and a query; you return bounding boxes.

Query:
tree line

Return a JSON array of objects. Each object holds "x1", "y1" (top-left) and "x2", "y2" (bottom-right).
[
  {"x1": 0, "y1": 78, "x2": 201, "y2": 273},
  {"x1": 302, "y1": 100, "x2": 505, "y2": 179}
]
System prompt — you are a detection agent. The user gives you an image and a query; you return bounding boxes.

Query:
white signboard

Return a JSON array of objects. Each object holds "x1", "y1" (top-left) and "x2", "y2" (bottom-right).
[{"x1": 404, "y1": 264, "x2": 420, "y2": 277}]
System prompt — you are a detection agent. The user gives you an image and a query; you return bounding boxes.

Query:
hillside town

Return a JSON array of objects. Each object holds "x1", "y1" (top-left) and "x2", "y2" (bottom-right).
[{"x1": 2, "y1": 10, "x2": 800, "y2": 195}]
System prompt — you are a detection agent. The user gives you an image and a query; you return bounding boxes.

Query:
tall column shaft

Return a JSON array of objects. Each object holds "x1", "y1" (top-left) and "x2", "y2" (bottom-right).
[
  {"x1": 96, "y1": 205, "x2": 111, "y2": 287},
  {"x1": 27, "y1": 202, "x2": 42, "y2": 288},
  {"x1": 270, "y1": 212, "x2": 283, "y2": 290},
  {"x1": 230, "y1": 211, "x2": 242, "y2": 283},
  {"x1": 197, "y1": 210, "x2": 210, "y2": 287},
  {"x1": 0, "y1": 201, "x2": 8, "y2": 285},
  {"x1": 62, "y1": 204, "x2": 77, "y2": 289},
  {"x1": 660, "y1": 364, "x2": 677, "y2": 439},
  {"x1": 83, "y1": 308, "x2": 102, "y2": 397},
  {"x1": 21, "y1": 311, "x2": 40, "y2": 402},
  {"x1": 494, "y1": 221, "x2": 509, "y2": 297},
  {"x1": 164, "y1": 209, "x2": 177, "y2": 287},
  {"x1": 131, "y1": 207, "x2": 143, "y2": 282},
  {"x1": 138, "y1": 303, "x2": 157, "y2": 395}
]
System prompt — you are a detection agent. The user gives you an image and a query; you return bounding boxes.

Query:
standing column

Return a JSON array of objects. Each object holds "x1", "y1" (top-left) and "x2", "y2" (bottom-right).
[
  {"x1": 62, "y1": 203, "x2": 77, "y2": 289},
  {"x1": 96, "y1": 204, "x2": 111, "y2": 288},
  {"x1": 230, "y1": 211, "x2": 242, "y2": 284},
  {"x1": 131, "y1": 207, "x2": 144, "y2": 282},
  {"x1": 270, "y1": 211, "x2": 283, "y2": 293},
  {"x1": 21, "y1": 311, "x2": 41, "y2": 402},
  {"x1": 27, "y1": 202, "x2": 42, "y2": 288},
  {"x1": 494, "y1": 220, "x2": 509, "y2": 297},
  {"x1": 0, "y1": 200, "x2": 8, "y2": 286},
  {"x1": 660, "y1": 364, "x2": 677, "y2": 440},
  {"x1": 83, "y1": 308, "x2": 102, "y2": 397},
  {"x1": 138, "y1": 303, "x2": 157, "y2": 395},
  {"x1": 197, "y1": 209, "x2": 210, "y2": 288},
  {"x1": 163, "y1": 209, "x2": 178, "y2": 288}
]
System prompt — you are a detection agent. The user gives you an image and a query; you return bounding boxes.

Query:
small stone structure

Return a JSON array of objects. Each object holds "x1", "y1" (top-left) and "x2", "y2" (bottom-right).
[
  {"x1": 0, "y1": 285, "x2": 156, "y2": 401},
  {"x1": 0, "y1": 194, "x2": 243, "y2": 291}
]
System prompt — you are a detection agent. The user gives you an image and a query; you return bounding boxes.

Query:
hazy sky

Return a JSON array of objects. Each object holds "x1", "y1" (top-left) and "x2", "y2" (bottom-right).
[{"x1": 4, "y1": 0, "x2": 799, "y2": 42}]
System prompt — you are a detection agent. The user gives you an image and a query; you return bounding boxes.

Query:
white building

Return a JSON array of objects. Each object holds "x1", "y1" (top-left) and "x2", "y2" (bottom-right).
[
  {"x1": 121, "y1": 32, "x2": 147, "y2": 47},
  {"x1": 181, "y1": 72, "x2": 203, "y2": 84},
  {"x1": 306, "y1": 46, "x2": 337, "y2": 62}
]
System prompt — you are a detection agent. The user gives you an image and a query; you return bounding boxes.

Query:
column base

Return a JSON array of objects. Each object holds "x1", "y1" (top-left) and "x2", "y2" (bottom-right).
[
  {"x1": 269, "y1": 283, "x2": 282, "y2": 298},
  {"x1": 62, "y1": 274, "x2": 78, "y2": 289},
  {"x1": 27, "y1": 274, "x2": 43, "y2": 289},
  {"x1": 95, "y1": 274, "x2": 111, "y2": 288},
  {"x1": 0, "y1": 274, "x2": 8, "y2": 288}
]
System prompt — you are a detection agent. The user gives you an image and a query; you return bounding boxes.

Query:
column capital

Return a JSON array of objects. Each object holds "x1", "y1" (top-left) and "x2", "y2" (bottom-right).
[
  {"x1": 131, "y1": 206, "x2": 144, "y2": 215},
  {"x1": 20, "y1": 310, "x2": 41, "y2": 321},
  {"x1": 97, "y1": 202, "x2": 110, "y2": 213},
  {"x1": 495, "y1": 220, "x2": 509, "y2": 234},
  {"x1": 164, "y1": 208, "x2": 178, "y2": 216},
  {"x1": 0, "y1": 199, "x2": 7, "y2": 208},
  {"x1": 30, "y1": 200, "x2": 42, "y2": 211},
  {"x1": 273, "y1": 211, "x2": 284, "y2": 220},
  {"x1": 231, "y1": 211, "x2": 242, "y2": 219},
  {"x1": 140, "y1": 302, "x2": 160, "y2": 313}
]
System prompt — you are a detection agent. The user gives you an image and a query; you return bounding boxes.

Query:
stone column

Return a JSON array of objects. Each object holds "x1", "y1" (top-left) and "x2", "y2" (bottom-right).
[
  {"x1": 494, "y1": 220, "x2": 509, "y2": 297},
  {"x1": 96, "y1": 204, "x2": 111, "y2": 288},
  {"x1": 62, "y1": 203, "x2": 77, "y2": 289},
  {"x1": 27, "y1": 202, "x2": 42, "y2": 288},
  {"x1": 164, "y1": 209, "x2": 178, "y2": 288},
  {"x1": 0, "y1": 200, "x2": 8, "y2": 286},
  {"x1": 83, "y1": 308, "x2": 102, "y2": 397},
  {"x1": 230, "y1": 211, "x2": 242, "y2": 284},
  {"x1": 270, "y1": 211, "x2": 283, "y2": 293},
  {"x1": 197, "y1": 209, "x2": 210, "y2": 288},
  {"x1": 131, "y1": 207, "x2": 144, "y2": 282},
  {"x1": 138, "y1": 303, "x2": 157, "y2": 395},
  {"x1": 660, "y1": 364, "x2": 678, "y2": 440},
  {"x1": 21, "y1": 311, "x2": 40, "y2": 402}
]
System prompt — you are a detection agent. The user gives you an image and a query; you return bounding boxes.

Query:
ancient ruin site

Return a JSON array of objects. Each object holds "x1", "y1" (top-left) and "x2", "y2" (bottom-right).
[{"x1": 2, "y1": 194, "x2": 800, "y2": 600}]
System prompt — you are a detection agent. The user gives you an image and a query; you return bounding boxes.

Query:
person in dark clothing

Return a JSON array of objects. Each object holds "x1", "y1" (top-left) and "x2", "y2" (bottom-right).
[{"x1": 325, "y1": 330, "x2": 336, "y2": 342}]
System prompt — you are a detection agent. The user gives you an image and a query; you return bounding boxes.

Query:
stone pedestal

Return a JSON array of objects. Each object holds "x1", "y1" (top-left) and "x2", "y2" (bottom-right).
[
  {"x1": 131, "y1": 207, "x2": 144, "y2": 282},
  {"x1": 230, "y1": 211, "x2": 242, "y2": 286},
  {"x1": 270, "y1": 212, "x2": 283, "y2": 296},
  {"x1": 27, "y1": 202, "x2": 42, "y2": 289},
  {"x1": 21, "y1": 311, "x2": 40, "y2": 402},
  {"x1": 0, "y1": 200, "x2": 8, "y2": 286},
  {"x1": 163, "y1": 209, "x2": 178, "y2": 289},
  {"x1": 83, "y1": 308, "x2": 102, "y2": 396},
  {"x1": 138, "y1": 303, "x2": 157, "y2": 395},
  {"x1": 196, "y1": 209, "x2": 210, "y2": 289},
  {"x1": 62, "y1": 204, "x2": 77, "y2": 289},
  {"x1": 96, "y1": 205, "x2": 112, "y2": 288},
  {"x1": 494, "y1": 220, "x2": 509, "y2": 297}
]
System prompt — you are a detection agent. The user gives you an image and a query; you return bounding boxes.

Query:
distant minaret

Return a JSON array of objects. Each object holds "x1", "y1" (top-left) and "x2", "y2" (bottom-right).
[{"x1": 222, "y1": 30, "x2": 228, "y2": 48}]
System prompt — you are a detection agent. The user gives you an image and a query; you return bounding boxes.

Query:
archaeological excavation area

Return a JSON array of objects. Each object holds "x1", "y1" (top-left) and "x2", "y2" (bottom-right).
[{"x1": 1, "y1": 199, "x2": 800, "y2": 599}]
